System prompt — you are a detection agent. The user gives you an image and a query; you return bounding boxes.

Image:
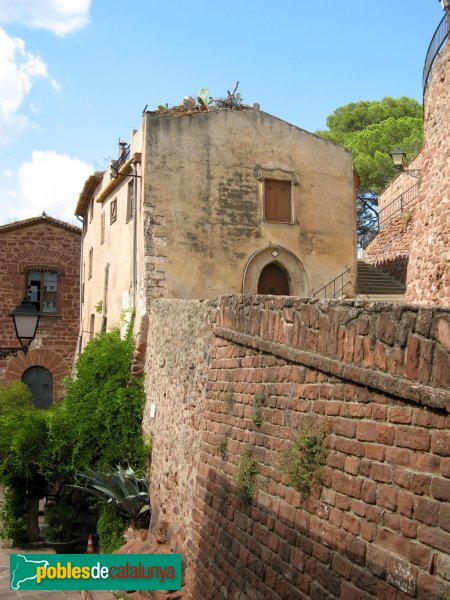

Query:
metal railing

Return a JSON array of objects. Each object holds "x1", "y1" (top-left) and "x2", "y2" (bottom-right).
[
  {"x1": 361, "y1": 182, "x2": 419, "y2": 249},
  {"x1": 423, "y1": 12, "x2": 449, "y2": 93},
  {"x1": 379, "y1": 182, "x2": 419, "y2": 229},
  {"x1": 312, "y1": 267, "x2": 352, "y2": 299},
  {"x1": 111, "y1": 143, "x2": 130, "y2": 174}
]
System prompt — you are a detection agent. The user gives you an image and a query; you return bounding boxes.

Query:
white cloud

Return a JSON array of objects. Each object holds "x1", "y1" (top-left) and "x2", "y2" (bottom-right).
[
  {"x1": 5, "y1": 150, "x2": 92, "y2": 224},
  {"x1": 0, "y1": 0, "x2": 90, "y2": 36},
  {"x1": 0, "y1": 27, "x2": 50, "y2": 143}
]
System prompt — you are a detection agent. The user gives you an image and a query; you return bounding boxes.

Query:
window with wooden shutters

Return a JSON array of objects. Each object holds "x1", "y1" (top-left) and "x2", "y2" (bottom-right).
[
  {"x1": 264, "y1": 179, "x2": 292, "y2": 223},
  {"x1": 110, "y1": 198, "x2": 117, "y2": 224},
  {"x1": 126, "y1": 181, "x2": 134, "y2": 223}
]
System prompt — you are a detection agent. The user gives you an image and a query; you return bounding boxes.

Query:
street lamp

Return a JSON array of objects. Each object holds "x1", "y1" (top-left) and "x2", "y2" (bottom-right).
[
  {"x1": 389, "y1": 148, "x2": 423, "y2": 178},
  {"x1": 0, "y1": 300, "x2": 40, "y2": 360}
]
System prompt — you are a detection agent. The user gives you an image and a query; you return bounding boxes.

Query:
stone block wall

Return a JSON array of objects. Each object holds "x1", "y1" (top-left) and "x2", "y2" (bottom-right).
[
  {"x1": 406, "y1": 41, "x2": 450, "y2": 305},
  {"x1": 144, "y1": 295, "x2": 450, "y2": 599}
]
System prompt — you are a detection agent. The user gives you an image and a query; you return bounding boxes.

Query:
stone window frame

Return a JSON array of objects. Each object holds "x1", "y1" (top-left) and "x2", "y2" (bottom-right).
[
  {"x1": 88, "y1": 247, "x2": 93, "y2": 280},
  {"x1": 257, "y1": 167, "x2": 298, "y2": 225},
  {"x1": 24, "y1": 266, "x2": 60, "y2": 316}
]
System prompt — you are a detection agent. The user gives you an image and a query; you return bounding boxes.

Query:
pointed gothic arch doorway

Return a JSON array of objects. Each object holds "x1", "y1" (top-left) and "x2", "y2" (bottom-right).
[{"x1": 257, "y1": 262, "x2": 290, "y2": 295}]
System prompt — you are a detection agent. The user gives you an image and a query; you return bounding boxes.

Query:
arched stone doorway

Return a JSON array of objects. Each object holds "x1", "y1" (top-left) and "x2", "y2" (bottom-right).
[
  {"x1": 257, "y1": 262, "x2": 290, "y2": 295},
  {"x1": 22, "y1": 366, "x2": 53, "y2": 409},
  {"x1": 243, "y1": 245, "x2": 308, "y2": 296}
]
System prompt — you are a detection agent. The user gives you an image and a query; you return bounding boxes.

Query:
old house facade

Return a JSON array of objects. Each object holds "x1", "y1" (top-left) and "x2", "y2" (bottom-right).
[
  {"x1": 0, "y1": 215, "x2": 81, "y2": 406},
  {"x1": 76, "y1": 105, "x2": 357, "y2": 343}
]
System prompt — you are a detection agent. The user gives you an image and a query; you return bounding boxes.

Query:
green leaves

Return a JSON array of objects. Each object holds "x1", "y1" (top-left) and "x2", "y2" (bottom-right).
[
  {"x1": 316, "y1": 96, "x2": 424, "y2": 244},
  {"x1": 72, "y1": 465, "x2": 149, "y2": 523}
]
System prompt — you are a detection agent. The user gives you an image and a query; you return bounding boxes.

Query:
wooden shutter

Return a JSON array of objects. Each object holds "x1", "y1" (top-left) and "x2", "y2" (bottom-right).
[{"x1": 264, "y1": 179, "x2": 292, "y2": 223}]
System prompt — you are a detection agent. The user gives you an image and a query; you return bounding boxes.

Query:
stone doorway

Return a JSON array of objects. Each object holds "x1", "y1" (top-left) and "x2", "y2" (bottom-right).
[
  {"x1": 257, "y1": 262, "x2": 290, "y2": 295},
  {"x1": 22, "y1": 366, "x2": 53, "y2": 409}
]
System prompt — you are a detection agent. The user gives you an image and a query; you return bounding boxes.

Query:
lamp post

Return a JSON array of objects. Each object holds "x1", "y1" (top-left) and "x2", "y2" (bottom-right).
[
  {"x1": 0, "y1": 299, "x2": 40, "y2": 360},
  {"x1": 389, "y1": 148, "x2": 423, "y2": 178}
]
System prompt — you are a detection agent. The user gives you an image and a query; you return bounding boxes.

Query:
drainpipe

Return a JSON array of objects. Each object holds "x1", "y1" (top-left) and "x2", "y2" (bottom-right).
[
  {"x1": 76, "y1": 215, "x2": 84, "y2": 352},
  {"x1": 131, "y1": 162, "x2": 138, "y2": 310},
  {"x1": 101, "y1": 262, "x2": 110, "y2": 331}
]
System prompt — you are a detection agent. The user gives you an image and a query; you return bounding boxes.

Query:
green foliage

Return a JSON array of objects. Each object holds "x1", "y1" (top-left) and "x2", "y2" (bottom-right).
[
  {"x1": 0, "y1": 487, "x2": 27, "y2": 545},
  {"x1": 316, "y1": 97, "x2": 423, "y2": 245},
  {"x1": 217, "y1": 435, "x2": 228, "y2": 460},
  {"x1": 72, "y1": 465, "x2": 150, "y2": 525},
  {"x1": 44, "y1": 504, "x2": 78, "y2": 542},
  {"x1": 47, "y1": 326, "x2": 147, "y2": 477},
  {"x1": 223, "y1": 389, "x2": 234, "y2": 414},
  {"x1": 0, "y1": 381, "x2": 33, "y2": 416},
  {"x1": 0, "y1": 408, "x2": 49, "y2": 493},
  {"x1": 281, "y1": 425, "x2": 328, "y2": 496},
  {"x1": 97, "y1": 504, "x2": 127, "y2": 554},
  {"x1": 251, "y1": 392, "x2": 266, "y2": 427},
  {"x1": 235, "y1": 446, "x2": 257, "y2": 506},
  {"x1": 95, "y1": 300, "x2": 103, "y2": 314}
]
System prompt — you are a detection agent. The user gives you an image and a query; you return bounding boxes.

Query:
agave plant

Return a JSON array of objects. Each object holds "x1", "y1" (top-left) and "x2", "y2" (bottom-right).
[{"x1": 71, "y1": 465, "x2": 150, "y2": 524}]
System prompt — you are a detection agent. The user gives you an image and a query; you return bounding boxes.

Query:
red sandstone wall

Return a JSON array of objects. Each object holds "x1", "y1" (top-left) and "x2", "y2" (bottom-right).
[
  {"x1": 406, "y1": 42, "x2": 450, "y2": 305},
  {"x1": 0, "y1": 220, "x2": 81, "y2": 400},
  {"x1": 144, "y1": 295, "x2": 450, "y2": 600}
]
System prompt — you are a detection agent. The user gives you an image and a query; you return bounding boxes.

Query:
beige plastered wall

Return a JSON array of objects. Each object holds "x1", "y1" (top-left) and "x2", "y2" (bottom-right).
[
  {"x1": 141, "y1": 108, "x2": 357, "y2": 301},
  {"x1": 80, "y1": 129, "x2": 145, "y2": 345}
]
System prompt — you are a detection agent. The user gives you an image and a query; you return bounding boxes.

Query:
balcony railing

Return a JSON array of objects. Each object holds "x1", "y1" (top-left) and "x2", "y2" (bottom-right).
[
  {"x1": 423, "y1": 12, "x2": 449, "y2": 94},
  {"x1": 111, "y1": 143, "x2": 130, "y2": 175}
]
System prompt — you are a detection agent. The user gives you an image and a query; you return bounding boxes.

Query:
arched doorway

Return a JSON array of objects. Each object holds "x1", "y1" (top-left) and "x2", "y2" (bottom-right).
[
  {"x1": 22, "y1": 366, "x2": 53, "y2": 409},
  {"x1": 258, "y1": 262, "x2": 290, "y2": 295}
]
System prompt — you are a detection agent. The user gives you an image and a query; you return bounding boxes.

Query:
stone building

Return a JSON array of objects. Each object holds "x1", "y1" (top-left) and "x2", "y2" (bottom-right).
[
  {"x1": 75, "y1": 105, "x2": 357, "y2": 344},
  {"x1": 364, "y1": 19, "x2": 450, "y2": 306},
  {"x1": 0, "y1": 215, "x2": 81, "y2": 406}
]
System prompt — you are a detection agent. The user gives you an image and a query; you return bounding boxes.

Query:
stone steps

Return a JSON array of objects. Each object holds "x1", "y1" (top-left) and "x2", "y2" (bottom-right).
[{"x1": 357, "y1": 260, "x2": 406, "y2": 297}]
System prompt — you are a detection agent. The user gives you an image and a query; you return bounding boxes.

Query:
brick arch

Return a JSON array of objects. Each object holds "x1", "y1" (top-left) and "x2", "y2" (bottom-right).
[{"x1": 4, "y1": 348, "x2": 71, "y2": 402}]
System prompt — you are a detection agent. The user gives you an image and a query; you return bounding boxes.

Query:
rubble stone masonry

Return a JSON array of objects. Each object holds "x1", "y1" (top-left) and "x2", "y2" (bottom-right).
[
  {"x1": 406, "y1": 41, "x2": 450, "y2": 305},
  {"x1": 143, "y1": 295, "x2": 450, "y2": 599}
]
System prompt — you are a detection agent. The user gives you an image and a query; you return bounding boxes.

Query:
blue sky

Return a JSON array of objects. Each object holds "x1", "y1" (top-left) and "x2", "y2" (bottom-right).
[{"x1": 0, "y1": 0, "x2": 444, "y2": 225}]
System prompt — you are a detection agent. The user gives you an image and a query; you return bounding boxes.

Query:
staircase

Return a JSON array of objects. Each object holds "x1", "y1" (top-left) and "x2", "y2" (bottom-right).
[{"x1": 356, "y1": 260, "x2": 406, "y2": 302}]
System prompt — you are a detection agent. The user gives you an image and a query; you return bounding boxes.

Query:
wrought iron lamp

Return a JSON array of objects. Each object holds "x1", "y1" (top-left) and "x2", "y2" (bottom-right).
[
  {"x1": 389, "y1": 148, "x2": 423, "y2": 177},
  {"x1": 0, "y1": 299, "x2": 40, "y2": 360}
]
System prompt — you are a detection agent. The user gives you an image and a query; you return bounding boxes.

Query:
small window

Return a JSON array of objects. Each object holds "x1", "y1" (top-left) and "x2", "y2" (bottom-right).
[
  {"x1": 110, "y1": 198, "x2": 117, "y2": 224},
  {"x1": 126, "y1": 181, "x2": 134, "y2": 223},
  {"x1": 26, "y1": 270, "x2": 58, "y2": 314},
  {"x1": 89, "y1": 200, "x2": 94, "y2": 222},
  {"x1": 264, "y1": 179, "x2": 292, "y2": 223},
  {"x1": 89, "y1": 314, "x2": 95, "y2": 340},
  {"x1": 100, "y1": 211, "x2": 105, "y2": 244},
  {"x1": 88, "y1": 247, "x2": 93, "y2": 279}
]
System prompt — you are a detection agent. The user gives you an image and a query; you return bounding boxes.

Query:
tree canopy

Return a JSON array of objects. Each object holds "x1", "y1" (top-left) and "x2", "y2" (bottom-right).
[{"x1": 316, "y1": 97, "x2": 424, "y2": 245}]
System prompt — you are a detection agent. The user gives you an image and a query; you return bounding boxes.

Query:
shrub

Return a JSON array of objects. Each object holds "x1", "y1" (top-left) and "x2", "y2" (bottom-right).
[
  {"x1": 0, "y1": 381, "x2": 33, "y2": 416},
  {"x1": 235, "y1": 446, "x2": 257, "y2": 506},
  {"x1": 217, "y1": 435, "x2": 228, "y2": 460},
  {"x1": 280, "y1": 424, "x2": 328, "y2": 496},
  {"x1": 44, "y1": 504, "x2": 78, "y2": 542},
  {"x1": 97, "y1": 504, "x2": 127, "y2": 553},
  {"x1": 0, "y1": 488, "x2": 27, "y2": 545}
]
